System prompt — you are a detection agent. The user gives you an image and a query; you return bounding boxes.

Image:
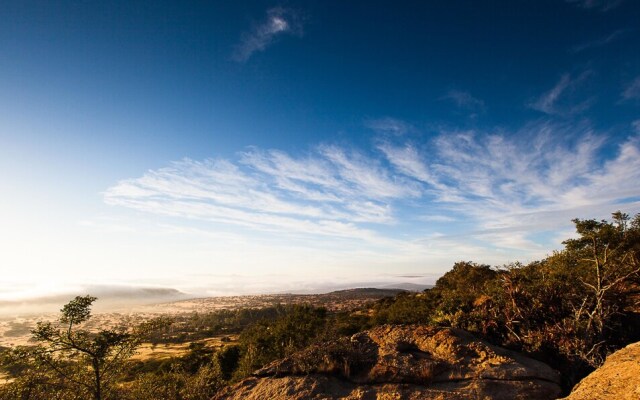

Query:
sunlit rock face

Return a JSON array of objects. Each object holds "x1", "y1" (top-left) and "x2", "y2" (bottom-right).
[
  {"x1": 213, "y1": 325, "x2": 562, "y2": 400},
  {"x1": 561, "y1": 341, "x2": 640, "y2": 400}
]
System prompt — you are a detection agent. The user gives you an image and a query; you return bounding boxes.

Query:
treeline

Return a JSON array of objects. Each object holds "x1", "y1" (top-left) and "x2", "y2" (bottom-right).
[
  {"x1": 1, "y1": 212, "x2": 639, "y2": 399},
  {"x1": 371, "y1": 212, "x2": 640, "y2": 389},
  {"x1": 147, "y1": 306, "x2": 302, "y2": 344},
  {"x1": 0, "y1": 301, "x2": 345, "y2": 400}
]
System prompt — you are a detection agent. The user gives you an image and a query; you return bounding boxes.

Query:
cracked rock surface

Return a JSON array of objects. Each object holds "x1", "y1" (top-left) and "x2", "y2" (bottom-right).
[{"x1": 213, "y1": 325, "x2": 561, "y2": 400}]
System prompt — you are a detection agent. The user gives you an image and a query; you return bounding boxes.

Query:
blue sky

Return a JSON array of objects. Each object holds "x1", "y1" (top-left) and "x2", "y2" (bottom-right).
[{"x1": 1, "y1": 0, "x2": 640, "y2": 300}]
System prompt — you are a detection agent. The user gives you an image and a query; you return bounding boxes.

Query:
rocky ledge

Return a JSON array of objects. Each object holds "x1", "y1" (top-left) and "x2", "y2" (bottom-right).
[
  {"x1": 213, "y1": 325, "x2": 562, "y2": 400},
  {"x1": 561, "y1": 341, "x2": 640, "y2": 400}
]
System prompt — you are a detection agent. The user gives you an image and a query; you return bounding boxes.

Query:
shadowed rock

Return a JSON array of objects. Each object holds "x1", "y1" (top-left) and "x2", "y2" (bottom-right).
[{"x1": 213, "y1": 325, "x2": 561, "y2": 399}]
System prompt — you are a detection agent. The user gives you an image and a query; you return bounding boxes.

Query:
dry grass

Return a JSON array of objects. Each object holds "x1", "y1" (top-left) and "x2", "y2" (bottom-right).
[
  {"x1": 131, "y1": 336, "x2": 238, "y2": 361},
  {"x1": 0, "y1": 372, "x2": 12, "y2": 385}
]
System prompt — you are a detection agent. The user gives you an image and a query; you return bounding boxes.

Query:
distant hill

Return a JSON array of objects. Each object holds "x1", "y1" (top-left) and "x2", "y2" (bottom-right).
[
  {"x1": 310, "y1": 288, "x2": 406, "y2": 298},
  {"x1": 0, "y1": 285, "x2": 420, "y2": 317},
  {"x1": 0, "y1": 285, "x2": 189, "y2": 317},
  {"x1": 380, "y1": 282, "x2": 433, "y2": 291},
  {"x1": 137, "y1": 287, "x2": 405, "y2": 314}
]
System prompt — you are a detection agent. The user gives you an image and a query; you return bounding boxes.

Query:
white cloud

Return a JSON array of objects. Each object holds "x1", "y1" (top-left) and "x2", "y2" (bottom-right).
[
  {"x1": 566, "y1": 0, "x2": 625, "y2": 11},
  {"x1": 318, "y1": 145, "x2": 420, "y2": 200},
  {"x1": 377, "y1": 143, "x2": 430, "y2": 182},
  {"x1": 530, "y1": 75, "x2": 572, "y2": 114},
  {"x1": 104, "y1": 146, "x2": 419, "y2": 245},
  {"x1": 232, "y1": 7, "x2": 303, "y2": 62},
  {"x1": 416, "y1": 126, "x2": 640, "y2": 246},
  {"x1": 377, "y1": 121, "x2": 640, "y2": 253},
  {"x1": 622, "y1": 76, "x2": 640, "y2": 100},
  {"x1": 365, "y1": 117, "x2": 412, "y2": 136},
  {"x1": 105, "y1": 122, "x2": 640, "y2": 264},
  {"x1": 419, "y1": 215, "x2": 456, "y2": 223},
  {"x1": 441, "y1": 89, "x2": 485, "y2": 111},
  {"x1": 571, "y1": 29, "x2": 627, "y2": 53},
  {"x1": 376, "y1": 141, "x2": 449, "y2": 195},
  {"x1": 529, "y1": 71, "x2": 594, "y2": 115}
]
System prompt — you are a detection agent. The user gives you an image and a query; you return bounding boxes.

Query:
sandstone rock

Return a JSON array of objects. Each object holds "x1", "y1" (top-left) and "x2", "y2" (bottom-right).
[
  {"x1": 561, "y1": 341, "x2": 640, "y2": 400},
  {"x1": 214, "y1": 325, "x2": 561, "y2": 400}
]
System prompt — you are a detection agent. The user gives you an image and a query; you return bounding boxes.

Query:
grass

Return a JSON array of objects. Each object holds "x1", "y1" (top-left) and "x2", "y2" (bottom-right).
[{"x1": 131, "y1": 335, "x2": 238, "y2": 361}]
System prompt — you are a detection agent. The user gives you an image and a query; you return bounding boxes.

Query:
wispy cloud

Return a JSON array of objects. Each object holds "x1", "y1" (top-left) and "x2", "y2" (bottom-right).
[
  {"x1": 376, "y1": 141, "x2": 443, "y2": 191},
  {"x1": 530, "y1": 74, "x2": 572, "y2": 114},
  {"x1": 419, "y1": 215, "x2": 456, "y2": 223},
  {"x1": 232, "y1": 7, "x2": 303, "y2": 62},
  {"x1": 104, "y1": 146, "x2": 418, "y2": 246},
  {"x1": 528, "y1": 71, "x2": 594, "y2": 115},
  {"x1": 365, "y1": 117, "x2": 412, "y2": 136},
  {"x1": 566, "y1": 0, "x2": 625, "y2": 11},
  {"x1": 420, "y1": 126, "x2": 612, "y2": 232},
  {"x1": 383, "y1": 124, "x2": 639, "y2": 251},
  {"x1": 622, "y1": 76, "x2": 640, "y2": 100},
  {"x1": 441, "y1": 89, "x2": 485, "y2": 112},
  {"x1": 105, "y1": 121, "x2": 640, "y2": 261},
  {"x1": 318, "y1": 145, "x2": 420, "y2": 200},
  {"x1": 571, "y1": 29, "x2": 628, "y2": 53}
]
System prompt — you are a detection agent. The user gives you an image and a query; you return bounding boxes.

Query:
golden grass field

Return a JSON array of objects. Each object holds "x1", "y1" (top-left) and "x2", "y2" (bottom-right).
[{"x1": 131, "y1": 336, "x2": 238, "y2": 361}]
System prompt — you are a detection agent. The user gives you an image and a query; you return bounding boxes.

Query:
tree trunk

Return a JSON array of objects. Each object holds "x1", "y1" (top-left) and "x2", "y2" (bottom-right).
[{"x1": 93, "y1": 360, "x2": 101, "y2": 400}]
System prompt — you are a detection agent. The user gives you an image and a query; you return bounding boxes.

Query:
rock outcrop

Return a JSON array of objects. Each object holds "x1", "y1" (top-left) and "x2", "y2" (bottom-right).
[
  {"x1": 561, "y1": 341, "x2": 640, "y2": 400},
  {"x1": 214, "y1": 325, "x2": 561, "y2": 400}
]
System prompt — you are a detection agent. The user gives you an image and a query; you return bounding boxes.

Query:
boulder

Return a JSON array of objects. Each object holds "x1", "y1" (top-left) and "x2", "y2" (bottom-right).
[
  {"x1": 562, "y1": 341, "x2": 640, "y2": 400},
  {"x1": 214, "y1": 325, "x2": 561, "y2": 400}
]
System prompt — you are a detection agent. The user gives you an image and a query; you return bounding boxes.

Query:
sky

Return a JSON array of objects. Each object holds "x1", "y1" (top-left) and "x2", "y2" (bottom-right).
[{"x1": 1, "y1": 0, "x2": 640, "y2": 302}]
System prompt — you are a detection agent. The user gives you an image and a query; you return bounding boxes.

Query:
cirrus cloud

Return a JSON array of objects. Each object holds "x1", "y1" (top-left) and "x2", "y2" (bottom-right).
[
  {"x1": 528, "y1": 71, "x2": 594, "y2": 115},
  {"x1": 232, "y1": 7, "x2": 304, "y2": 62},
  {"x1": 622, "y1": 76, "x2": 640, "y2": 101},
  {"x1": 566, "y1": 0, "x2": 625, "y2": 11},
  {"x1": 105, "y1": 121, "x2": 640, "y2": 263}
]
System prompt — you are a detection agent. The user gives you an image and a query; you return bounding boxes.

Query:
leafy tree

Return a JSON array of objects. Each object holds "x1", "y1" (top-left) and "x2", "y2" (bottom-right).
[
  {"x1": 371, "y1": 292, "x2": 435, "y2": 325},
  {"x1": 420, "y1": 261, "x2": 498, "y2": 330},
  {"x1": 235, "y1": 304, "x2": 327, "y2": 378},
  {"x1": 215, "y1": 345, "x2": 240, "y2": 381},
  {"x1": 0, "y1": 296, "x2": 166, "y2": 400},
  {"x1": 561, "y1": 212, "x2": 640, "y2": 360}
]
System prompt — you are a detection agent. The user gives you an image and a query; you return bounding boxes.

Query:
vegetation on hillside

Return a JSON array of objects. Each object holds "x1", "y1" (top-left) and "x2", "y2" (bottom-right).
[{"x1": 1, "y1": 212, "x2": 638, "y2": 398}]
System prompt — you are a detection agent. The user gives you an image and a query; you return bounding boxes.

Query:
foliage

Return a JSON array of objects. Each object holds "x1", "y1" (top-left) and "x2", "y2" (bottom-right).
[
  {"x1": 1, "y1": 212, "x2": 638, "y2": 397},
  {"x1": 363, "y1": 212, "x2": 640, "y2": 390},
  {"x1": 0, "y1": 296, "x2": 167, "y2": 400},
  {"x1": 234, "y1": 304, "x2": 327, "y2": 378},
  {"x1": 370, "y1": 292, "x2": 435, "y2": 325},
  {"x1": 431, "y1": 261, "x2": 497, "y2": 314},
  {"x1": 147, "y1": 305, "x2": 302, "y2": 344}
]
